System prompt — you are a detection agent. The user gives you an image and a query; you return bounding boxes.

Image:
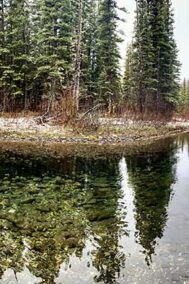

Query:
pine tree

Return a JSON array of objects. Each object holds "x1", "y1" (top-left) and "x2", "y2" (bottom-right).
[
  {"x1": 179, "y1": 78, "x2": 186, "y2": 107},
  {"x1": 71, "y1": 0, "x2": 84, "y2": 113},
  {"x1": 0, "y1": 0, "x2": 33, "y2": 110},
  {"x1": 34, "y1": 0, "x2": 74, "y2": 111},
  {"x1": 0, "y1": 0, "x2": 181, "y2": 118},
  {"x1": 179, "y1": 78, "x2": 189, "y2": 110},
  {"x1": 122, "y1": 43, "x2": 137, "y2": 108},
  {"x1": 79, "y1": 0, "x2": 98, "y2": 107},
  {"x1": 130, "y1": 0, "x2": 160, "y2": 113},
  {"x1": 149, "y1": 0, "x2": 180, "y2": 111},
  {"x1": 127, "y1": 0, "x2": 180, "y2": 115},
  {"x1": 96, "y1": 0, "x2": 123, "y2": 110}
]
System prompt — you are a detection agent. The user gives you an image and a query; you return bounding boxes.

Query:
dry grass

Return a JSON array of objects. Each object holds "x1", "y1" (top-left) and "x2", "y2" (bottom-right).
[
  {"x1": 0, "y1": 112, "x2": 188, "y2": 145},
  {"x1": 0, "y1": 111, "x2": 39, "y2": 118}
]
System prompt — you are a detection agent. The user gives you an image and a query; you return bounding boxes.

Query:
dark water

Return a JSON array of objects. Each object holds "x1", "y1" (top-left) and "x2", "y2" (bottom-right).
[{"x1": 0, "y1": 134, "x2": 189, "y2": 284}]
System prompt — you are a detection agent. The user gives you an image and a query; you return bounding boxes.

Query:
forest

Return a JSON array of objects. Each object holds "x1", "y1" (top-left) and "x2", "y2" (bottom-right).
[
  {"x1": 0, "y1": 0, "x2": 185, "y2": 121},
  {"x1": 0, "y1": 1, "x2": 189, "y2": 283}
]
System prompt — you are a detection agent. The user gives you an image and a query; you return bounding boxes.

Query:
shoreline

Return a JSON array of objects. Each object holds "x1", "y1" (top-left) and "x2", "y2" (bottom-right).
[{"x1": 0, "y1": 116, "x2": 188, "y2": 148}]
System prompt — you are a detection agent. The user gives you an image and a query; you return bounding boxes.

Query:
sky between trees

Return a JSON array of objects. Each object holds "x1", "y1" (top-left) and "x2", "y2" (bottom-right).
[{"x1": 118, "y1": 0, "x2": 189, "y2": 79}]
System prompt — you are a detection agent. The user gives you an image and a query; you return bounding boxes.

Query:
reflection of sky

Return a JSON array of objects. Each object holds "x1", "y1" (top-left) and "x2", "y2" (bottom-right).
[
  {"x1": 164, "y1": 144, "x2": 189, "y2": 243},
  {"x1": 119, "y1": 139, "x2": 189, "y2": 283},
  {"x1": 0, "y1": 267, "x2": 42, "y2": 284},
  {"x1": 118, "y1": 157, "x2": 136, "y2": 253},
  {"x1": 117, "y1": 0, "x2": 189, "y2": 79},
  {"x1": 55, "y1": 241, "x2": 97, "y2": 284},
  {"x1": 1, "y1": 138, "x2": 189, "y2": 283}
]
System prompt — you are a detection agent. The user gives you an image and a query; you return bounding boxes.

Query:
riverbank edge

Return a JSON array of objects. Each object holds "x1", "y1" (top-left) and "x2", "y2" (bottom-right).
[{"x1": 0, "y1": 116, "x2": 188, "y2": 147}]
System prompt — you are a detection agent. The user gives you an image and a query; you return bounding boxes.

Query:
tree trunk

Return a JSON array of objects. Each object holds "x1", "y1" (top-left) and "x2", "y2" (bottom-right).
[{"x1": 72, "y1": 0, "x2": 83, "y2": 115}]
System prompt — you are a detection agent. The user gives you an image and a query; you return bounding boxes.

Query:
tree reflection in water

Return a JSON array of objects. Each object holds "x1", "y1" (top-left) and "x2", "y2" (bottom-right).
[
  {"x1": 126, "y1": 145, "x2": 177, "y2": 265},
  {"x1": 0, "y1": 141, "x2": 177, "y2": 283}
]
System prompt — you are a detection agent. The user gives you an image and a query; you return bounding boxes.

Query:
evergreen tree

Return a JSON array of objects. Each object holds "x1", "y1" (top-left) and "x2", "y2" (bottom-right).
[
  {"x1": 34, "y1": 0, "x2": 74, "y2": 107},
  {"x1": 149, "y1": 0, "x2": 180, "y2": 111},
  {"x1": 71, "y1": 0, "x2": 84, "y2": 113},
  {"x1": 179, "y1": 78, "x2": 189, "y2": 109},
  {"x1": 79, "y1": 0, "x2": 98, "y2": 107},
  {"x1": 96, "y1": 0, "x2": 124, "y2": 110},
  {"x1": 0, "y1": 0, "x2": 33, "y2": 109},
  {"x1": 122, "y1": 43, "x2": 137, "y2": 108},
  {"x1": 126, "y1": 0, "x2": 180, "y2": 115},
  {"x1": 0, "y1": 0, "x2": 181, "y2": 117},
  {"x1": 131, "y1": 0, "x2": 156, "y2": 113}
]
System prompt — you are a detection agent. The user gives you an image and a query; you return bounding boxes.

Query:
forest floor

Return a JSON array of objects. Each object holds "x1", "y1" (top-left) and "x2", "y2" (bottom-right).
[{"x1": 0, "y1": 115, "x2": 188, "y2": 146}]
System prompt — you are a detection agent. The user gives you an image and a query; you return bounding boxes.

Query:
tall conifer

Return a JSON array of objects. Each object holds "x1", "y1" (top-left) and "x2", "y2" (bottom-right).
[
  {"x1": 96, "y1": 0, "x2": 123, "y2": 108},
  {"x1": 0, "y1": 0, "x2": 32, "y2": 109},
  {"x1": 34, "y1": 0, "x2": 74, "y2": 105},
  {"x1": 124, "y1": 0, "x2": 180, "y2": 114}
]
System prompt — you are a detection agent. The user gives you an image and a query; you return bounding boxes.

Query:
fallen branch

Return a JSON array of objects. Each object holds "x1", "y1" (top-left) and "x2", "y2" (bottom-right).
[{"x1": 80, "y1": 103, "x2": 105, "y2": 119}]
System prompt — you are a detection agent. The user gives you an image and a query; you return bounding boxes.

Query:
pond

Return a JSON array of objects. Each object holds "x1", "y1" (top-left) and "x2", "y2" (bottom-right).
[{"x1": 0, "y1": 134, "x2": 189, "y2": 284}]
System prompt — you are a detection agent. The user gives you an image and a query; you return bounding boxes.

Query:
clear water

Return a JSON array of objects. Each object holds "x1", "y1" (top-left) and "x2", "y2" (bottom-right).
[{"x1": 0, "y1": 134, "x2": 189, "y2": 284}]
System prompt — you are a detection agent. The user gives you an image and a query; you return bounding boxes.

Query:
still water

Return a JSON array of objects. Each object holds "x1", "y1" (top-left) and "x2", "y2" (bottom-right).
[{"x1": 0, "y1": 134, "x2": 189, "y2": 284}]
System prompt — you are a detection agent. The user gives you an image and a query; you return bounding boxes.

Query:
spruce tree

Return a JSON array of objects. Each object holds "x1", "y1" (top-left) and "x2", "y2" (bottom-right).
[
  {"x1": 179, "y1": 78, "x2": 189, "y2": 110},
  {"x1": 34, "y1": 0, "x2": 74, "y2": 109},
  {"x1": 122, "y1": 43, "x2": 137, "y2": 108},
  {"x1": 96, "y1": 0, "x2": 123, "y2": 110},
  {"x1": 79, "y1": 0, "x2": 98, "y2": 106},
  {"x1": 130, "y1": 0, "x2": 159, "y2": 113},
  {"x1": 127, "y1": 0, "x2": 180, "y2": 115},
  {"x1": 149, "y1": 0, "x2": 180, "y2": 111},
  {"x1": 0, "y1": 0, "x2": 33, "y2": 109},
  {"x1": 71, "y1": 0, "x2": 84, "y2": 112}
]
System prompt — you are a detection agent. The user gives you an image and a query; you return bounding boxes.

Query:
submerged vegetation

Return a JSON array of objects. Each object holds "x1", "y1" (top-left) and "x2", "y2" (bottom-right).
[{"x1": 0, "y1": 138, "x2": 178, "y2": 283}]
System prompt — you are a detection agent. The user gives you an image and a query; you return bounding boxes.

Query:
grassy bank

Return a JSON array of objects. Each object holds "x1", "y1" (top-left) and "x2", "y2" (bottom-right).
[{"x1": 0, "y1": 116, "x2": 188, "y2": 146}]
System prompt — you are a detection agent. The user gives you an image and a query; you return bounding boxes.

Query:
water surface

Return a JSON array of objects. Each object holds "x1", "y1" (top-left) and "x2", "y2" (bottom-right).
[{"x1": 0, "y1": 134, "x2": 189, "y2": 284}]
